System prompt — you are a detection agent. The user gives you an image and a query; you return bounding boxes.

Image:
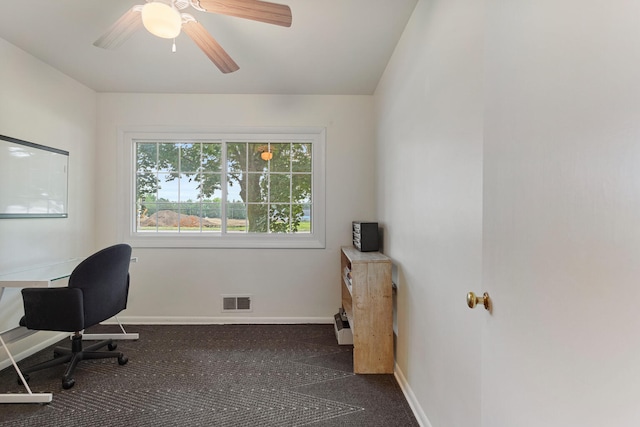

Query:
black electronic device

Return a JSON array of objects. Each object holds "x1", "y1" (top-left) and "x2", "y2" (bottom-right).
[{"x1": 352, "y1": 221, "x2": 379, "y2": 252}]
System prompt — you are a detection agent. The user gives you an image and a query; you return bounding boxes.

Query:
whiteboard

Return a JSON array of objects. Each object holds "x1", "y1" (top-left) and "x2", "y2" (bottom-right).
[{"x1": 0, "y1": 135, "x2": 68, "y2": 218}]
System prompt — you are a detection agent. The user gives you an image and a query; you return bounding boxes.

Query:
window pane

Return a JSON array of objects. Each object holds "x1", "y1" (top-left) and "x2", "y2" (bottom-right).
[
  {"x1": 227, "y1": 219, "x2": 247, "y2": 232},
  {"x1": 247, "y1": 204, "x2": 268, "y2": 232},
  {"x1": 269, "y1": 204, "x2": 291, "y2": 233},
  {"x1": 202, "y1": 201, "x2": 221, "y2": 232},
  {"x1": 270, "y1": 143, "x2": 291, "y2": 173},
  {"x1": 292, "y1": 143, "x2": 312, "y2": 172},
  {"x1": 157, "y1": 173, "x2": 179, "y2": 202},
  {"x1": 226, "y1": 202, "x2": 247, "y2": 232},
  {"x1": 158, "y1": 143, "x2": 179, "y2": 172},
  {"x1": 178, "y1": 175, "x2": 200, "y2": 202},
  {"x1": 292, "y1": 174, "x2": 311, "y2": 203},
  {"x1": 249, "y1": 143, "x2": 268, "y2": 172},
  {"x1": 227, "y1": 142, "x2": 246, "y2": 173},
  {"x1": 270, "y1": 174, "x2": 291, "y2": 203},
  {"x1": 137, "y1": 172, "x2": 158, "y2": 201},
  {"x1": 180, "y1": 203, "x2": 201, "y2": 217},
  {"x1": 246, "y1": 173, "x2": 267, "y2": 203},
  {"x1": 202, "y1": 143, "x2": 222, "y2": 173},
  {"x1": 179, "y1": 204, "x2": 202, "y2": 231},
  {"x1": 202, "y1": 200, "x2": 221, "y2": 218},
  {"x1": 137, "y1": 143, "x2": 157, "y2": 172},
  {"x1": 226, "y1": 198, "x2": 247, "y2": 232},
  {"x1": 295, "y1": 203, "x2": 311, "y2": 233},
  {"x1": 137, "y1": 202, "x2": 157, "y2": 232},
  {"x1": 227, "y1": 201, "x2": 245, "y2": 219},
  {"x1": 138, "y1": 198, "x2": 156, "y2": 221},
  {"x1": 227, "y1": 173, "x2": 245, "y2": 202},
  {"x1": 154, "y1": 204, "x2": 180, "y2": 231},
  {"x1": 198, "y1": 172, "x2": 221, "y2": 200},
  {"x1": 180, "y1": 143, "x2": 201, "y2": 173}
]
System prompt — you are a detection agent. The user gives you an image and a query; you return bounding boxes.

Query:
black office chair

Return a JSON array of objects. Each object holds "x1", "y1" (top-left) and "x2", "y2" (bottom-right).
[{"x1": 18, "y1": 243, "x2": 132, "y2": 389}]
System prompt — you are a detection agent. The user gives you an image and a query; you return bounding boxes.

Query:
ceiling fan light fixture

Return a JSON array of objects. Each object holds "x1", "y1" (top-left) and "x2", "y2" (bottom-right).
[{"x1": 141, "y1": 2, "x2": 182, "y2": 39}]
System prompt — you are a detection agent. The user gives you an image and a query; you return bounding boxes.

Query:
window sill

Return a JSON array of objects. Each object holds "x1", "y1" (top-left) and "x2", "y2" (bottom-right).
[{"x1": 122, "y1": 233, "x2": 325, "y2": 249}]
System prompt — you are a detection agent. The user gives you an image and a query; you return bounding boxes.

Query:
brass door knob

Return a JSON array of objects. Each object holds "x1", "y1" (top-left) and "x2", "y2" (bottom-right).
[{"x1": 467, "y1": 292, "x2": 491, "y2": 311}]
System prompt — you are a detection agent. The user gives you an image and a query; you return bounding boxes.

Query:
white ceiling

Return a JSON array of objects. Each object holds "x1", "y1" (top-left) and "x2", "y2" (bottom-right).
[{"x1": 0, "y1": 0, "x2": 418, "y2": 95}]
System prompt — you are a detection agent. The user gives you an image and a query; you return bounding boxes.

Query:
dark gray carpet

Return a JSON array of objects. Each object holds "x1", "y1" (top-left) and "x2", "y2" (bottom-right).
[{"x1": 0, "y1": 324, "x2": 418, "y2": 426}]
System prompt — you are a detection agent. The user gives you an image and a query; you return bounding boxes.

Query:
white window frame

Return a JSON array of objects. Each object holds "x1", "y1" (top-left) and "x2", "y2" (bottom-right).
[{"x1": 117, "y1": 126, "x2": 326, "y2": 249}]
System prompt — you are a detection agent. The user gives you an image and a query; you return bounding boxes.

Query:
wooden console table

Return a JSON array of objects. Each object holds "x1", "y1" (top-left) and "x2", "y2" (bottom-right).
[{"x1": 340, "y1": 246, "x2": 394, "y2": 373}]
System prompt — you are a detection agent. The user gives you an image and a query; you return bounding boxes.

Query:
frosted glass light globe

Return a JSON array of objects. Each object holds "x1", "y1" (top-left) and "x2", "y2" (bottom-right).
[{"x1": 141, "y1": 2, "x2": 182, "y2": 39}]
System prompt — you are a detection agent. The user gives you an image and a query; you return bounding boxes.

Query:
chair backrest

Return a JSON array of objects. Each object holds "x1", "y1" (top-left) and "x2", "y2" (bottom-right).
[{"x1": 68, "y1": 243, "x2": 132, "y2": 328}]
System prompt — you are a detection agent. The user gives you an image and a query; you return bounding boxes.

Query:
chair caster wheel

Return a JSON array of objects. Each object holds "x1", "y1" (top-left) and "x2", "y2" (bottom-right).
[
  {"x1": 17, "y1": 374, "x2": 30, "y2": 385},
  {"x1": 62, "y1": 378, "x2": 75, "y2": 389},
  {"x1": 108, "y1": 343, "x2": 117, "y2": 351},
  {"x1": 118, "y1": 354, "x2": 128, "y2": 365}
]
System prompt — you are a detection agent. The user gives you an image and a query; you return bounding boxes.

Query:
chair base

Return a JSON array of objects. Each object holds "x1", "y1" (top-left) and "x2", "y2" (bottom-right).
[{"x1": 19, "y1": 334, "x2": 128, "y2": 389}]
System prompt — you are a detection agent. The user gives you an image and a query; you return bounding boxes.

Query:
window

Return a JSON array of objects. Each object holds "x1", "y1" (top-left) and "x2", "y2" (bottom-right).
[{"x1": 119, "y1": 128, "x2": 325, "y2": 248}]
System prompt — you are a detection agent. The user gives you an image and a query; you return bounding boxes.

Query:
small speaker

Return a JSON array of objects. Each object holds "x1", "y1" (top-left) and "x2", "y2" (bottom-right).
[{"x1": 352, "y1": 221, "x2": 379, "y2": 252}]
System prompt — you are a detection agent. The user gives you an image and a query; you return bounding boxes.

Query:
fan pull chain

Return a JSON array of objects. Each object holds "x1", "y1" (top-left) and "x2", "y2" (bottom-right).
[{"x1": 172, "y1": 38, "x2": 177, "y2": 53}]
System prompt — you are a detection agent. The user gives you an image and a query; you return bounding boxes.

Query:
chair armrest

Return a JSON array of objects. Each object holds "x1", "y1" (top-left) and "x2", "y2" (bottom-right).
[{"x1": 21, "y1": 288, "x2": 84, "y2": 332}]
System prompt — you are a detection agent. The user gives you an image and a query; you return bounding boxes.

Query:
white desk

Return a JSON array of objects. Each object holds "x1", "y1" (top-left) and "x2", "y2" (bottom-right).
[
  {"x1": 0, "y1": 258, "x2": 138, "y2": 403},
  {"x1": 0, "y1": 259, "x2": 82, "y2": 288}
]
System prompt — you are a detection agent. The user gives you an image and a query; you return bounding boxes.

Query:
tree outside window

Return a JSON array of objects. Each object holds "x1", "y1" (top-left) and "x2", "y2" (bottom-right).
[{"x1": 135, "y1": 140, "x2": 312, "y2": 234}]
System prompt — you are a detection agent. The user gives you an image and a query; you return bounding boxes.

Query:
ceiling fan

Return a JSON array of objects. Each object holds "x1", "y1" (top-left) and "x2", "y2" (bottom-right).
[{"x1": 93, "y1": 0, "x2": 292, "y2": 74}]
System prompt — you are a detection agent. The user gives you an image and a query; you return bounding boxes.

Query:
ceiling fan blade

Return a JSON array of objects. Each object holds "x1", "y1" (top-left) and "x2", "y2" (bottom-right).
[
  {"x1": 93, "y1": 6, "x2": 143, "y2": 49},
  {"x1": 183, "y1": 21, "x2": 240, "y2": 74},
  {"x1": 195, "y1": 0, "x2": 292, "y2": 27}
]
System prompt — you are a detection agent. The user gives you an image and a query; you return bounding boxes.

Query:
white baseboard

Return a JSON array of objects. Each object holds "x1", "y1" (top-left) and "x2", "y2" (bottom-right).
[
  {"x1": 0, "y1": 332, "x2": 67, "y2": 372},
  {"x1": 394, "y1": 362, "x2": 432, "y2": 427},
  {"x1": 104, "y1": 316, "x2": 334, "y2": 325}
]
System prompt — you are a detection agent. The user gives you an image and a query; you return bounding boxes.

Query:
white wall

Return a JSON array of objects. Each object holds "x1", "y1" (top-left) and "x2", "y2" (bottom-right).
[
  {"x1": 5, "y1": 1, "x2": 640, "y2": 423},
  {"x1": 96, "y1": 94, "x2": 376, "y2": 322},
  {"x1": 482, "y1": 1, "x2": 640, "y2": 425},
  {"x1": 377, "y1": 0, "x2": 640, "y2": 426},
  {"x1": 0, "y1": 38, "x2": 97, "y2": 363},
  {"x1": 374, "y1": 1, "x2": 484, "y2": 426}
]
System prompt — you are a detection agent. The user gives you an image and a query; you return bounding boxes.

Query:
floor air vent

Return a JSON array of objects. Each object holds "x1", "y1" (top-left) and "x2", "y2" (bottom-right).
[{"x1": 222, "y1": 295, "x2": 252, "y2": 312}]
